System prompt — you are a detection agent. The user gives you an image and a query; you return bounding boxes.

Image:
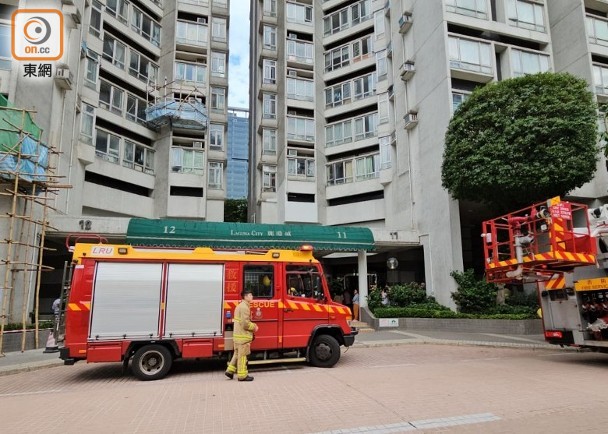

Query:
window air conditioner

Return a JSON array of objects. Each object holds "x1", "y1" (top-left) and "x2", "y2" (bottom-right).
[
  {"x1": 55, "y1": 67, "x2": 74, "y2": 90},
  {"x1": 197, "y1": 17, "x2": 208, "y2": 24},
  {"x1": 288, "y1": 33, "x2": 297, "y2": 40},
  {"x1": 287, "y1": 69, "x2": 297, "y2": 77},
  {"x1": 193, "y1": 141, "x2": 203, "y2": 149},
  {"x1": 287, "y1": 149, "x2": 297, "y2": 156}
]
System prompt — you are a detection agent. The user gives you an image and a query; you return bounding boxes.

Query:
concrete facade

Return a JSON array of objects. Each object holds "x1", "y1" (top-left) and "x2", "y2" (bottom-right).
[
  {"x1": 248, "y1": 0, "x2": 608, "y2": 307},
  {"x1": 226, "y1": 107, "x2": 249, "y2": 199},
  {"x1": 0, "y1": 0, "x2": 230, "y2": 322}
]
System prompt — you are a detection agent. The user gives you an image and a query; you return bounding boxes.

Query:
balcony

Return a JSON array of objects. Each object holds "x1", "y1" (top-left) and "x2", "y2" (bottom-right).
[{"x1": 176, "y1": 21, "x2": 209, "y2": 51}]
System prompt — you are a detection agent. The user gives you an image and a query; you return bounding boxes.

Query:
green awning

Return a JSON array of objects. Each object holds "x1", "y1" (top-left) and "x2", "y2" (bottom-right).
[{"x1": 126, "y1": 219, "x2": 374, "y2": 251}]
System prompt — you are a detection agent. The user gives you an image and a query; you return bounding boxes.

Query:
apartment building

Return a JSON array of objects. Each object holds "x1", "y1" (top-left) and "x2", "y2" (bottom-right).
[
  {"x1": 0, "y1": 0, "x2": 229, "y2": 321},
  {"x1": 226, "y1": 107, "x2": 249, "y2": 199},
  {"x1": 248, "y1": 0, "x2": 608, "y2": 306}
]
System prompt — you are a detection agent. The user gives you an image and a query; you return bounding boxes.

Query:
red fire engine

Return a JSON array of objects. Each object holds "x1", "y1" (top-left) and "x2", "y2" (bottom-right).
[
  {"x1": 482, "y1": 196, "x2": 608, "y2": 352},
  {"x1": 59, "y1": 242, "x2": 357, "y2": 380}
]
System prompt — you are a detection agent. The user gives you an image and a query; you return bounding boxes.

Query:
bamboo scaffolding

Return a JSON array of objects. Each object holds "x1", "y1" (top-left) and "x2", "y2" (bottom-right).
[{"x1": 0, "y1": 103, "x2": 69, "y2": 356}]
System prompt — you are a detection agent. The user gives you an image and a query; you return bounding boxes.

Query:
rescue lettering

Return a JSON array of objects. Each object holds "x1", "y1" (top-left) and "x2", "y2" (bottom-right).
[{"x1": 250, "y1": 301, "x2": 275, "y2": 308}]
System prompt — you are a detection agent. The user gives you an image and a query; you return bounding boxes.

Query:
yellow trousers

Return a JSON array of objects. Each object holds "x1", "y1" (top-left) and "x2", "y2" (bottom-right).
[
  {"x1": 226, "y1": 342, "x2": 251, "y2": 379},
  {"x1": 353, "y1": 303, "x2": 360, "y2": 320}
]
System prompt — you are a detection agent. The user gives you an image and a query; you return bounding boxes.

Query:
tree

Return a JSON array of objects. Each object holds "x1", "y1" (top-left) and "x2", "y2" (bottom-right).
[
  {"x1": 224, "y1": 199, "x2": 247, "y2": 222},
  {"x1": 442, "y1": 72, "x2": 599, "y2": 211}
]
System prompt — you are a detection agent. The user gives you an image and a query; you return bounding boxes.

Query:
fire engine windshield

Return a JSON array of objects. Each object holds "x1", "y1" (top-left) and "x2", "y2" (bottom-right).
[{"x1": 286, "y1": 265, "x2": 324, "y2": 300}]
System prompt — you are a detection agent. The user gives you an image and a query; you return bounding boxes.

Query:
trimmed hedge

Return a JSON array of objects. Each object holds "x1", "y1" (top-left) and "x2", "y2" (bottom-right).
[
  {"x1": 373, "y1": 307, "x2": 534, "y2": 320},
  {"x1": 2, "y1": 321, "x2": 53, "y2": 331}
]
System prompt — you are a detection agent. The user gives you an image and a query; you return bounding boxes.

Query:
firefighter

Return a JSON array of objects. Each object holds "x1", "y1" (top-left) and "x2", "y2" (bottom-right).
[{"x1": 225, "y1": 288, "x2": 259, "y2": 382}]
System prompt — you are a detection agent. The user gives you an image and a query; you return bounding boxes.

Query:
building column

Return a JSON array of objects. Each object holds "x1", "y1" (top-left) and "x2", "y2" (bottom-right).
[{"x1": 357, "y1": 250, "x2": 368, "y2": 308}]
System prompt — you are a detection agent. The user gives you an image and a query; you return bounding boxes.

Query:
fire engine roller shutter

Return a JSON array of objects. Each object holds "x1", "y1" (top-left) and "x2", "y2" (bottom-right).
[
  {"x1": 127, "y1": 220, "x2": 374, "y2": 251},
  {"x1": 90, "y1": 262, "x2": 163, "y2": 340},
  {"x1": 165, "y1": 264, "x2": 223, "y2": 337}
]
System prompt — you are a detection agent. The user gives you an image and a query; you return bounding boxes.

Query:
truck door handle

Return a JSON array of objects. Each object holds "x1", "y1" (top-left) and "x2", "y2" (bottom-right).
[{"x1": 284, "y1": 308, "x2": 293, "y2": 312}]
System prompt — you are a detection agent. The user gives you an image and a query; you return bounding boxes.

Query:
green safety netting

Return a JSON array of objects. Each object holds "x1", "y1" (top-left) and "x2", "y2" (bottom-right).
[{"x1": 0, "y1": 94, "x2": 48, "y2": 183}]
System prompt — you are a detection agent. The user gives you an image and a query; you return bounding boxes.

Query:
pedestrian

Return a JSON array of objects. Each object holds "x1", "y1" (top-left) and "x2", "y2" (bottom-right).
[
  {"x1": 52, "y1": 297, "x2": 61, "y2": 323},
  {"x1": 343, "y1": 288, "x2": 352, "y2": 313},
  {"x1": 352, "y1": 289, "x2": 360, "y2": 321},
  {"x1": 225, "y1": 288, "x2": 258, "y2": 382},
  {"x1": 381, "y1": 288, "x2": 390, "y2": 306}
]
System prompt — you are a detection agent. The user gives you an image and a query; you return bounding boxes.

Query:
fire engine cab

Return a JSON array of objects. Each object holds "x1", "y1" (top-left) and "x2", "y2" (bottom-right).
[
  {"x1": 482, "y1": 196, "x2": 608, "y2": 352},
  {"x1": 59, "y1": 242, "x2": 357, "y2": 380}
]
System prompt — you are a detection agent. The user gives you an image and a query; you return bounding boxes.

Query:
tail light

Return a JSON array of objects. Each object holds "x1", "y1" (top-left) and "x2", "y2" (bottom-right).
[{"x1": 545, "y1": 330, "x2": 563, "y2": 339}]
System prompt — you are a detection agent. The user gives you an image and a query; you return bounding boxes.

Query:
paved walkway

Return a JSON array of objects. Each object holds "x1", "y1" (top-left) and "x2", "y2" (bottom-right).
[{"x1": 0, "y1": 328, "x2": 558, "y2": 377}]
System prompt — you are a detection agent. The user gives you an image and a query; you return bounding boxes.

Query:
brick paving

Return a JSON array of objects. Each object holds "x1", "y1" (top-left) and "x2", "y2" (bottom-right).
[{"x1": 1, "y1": 344, "x2": 608, "y2": 433}]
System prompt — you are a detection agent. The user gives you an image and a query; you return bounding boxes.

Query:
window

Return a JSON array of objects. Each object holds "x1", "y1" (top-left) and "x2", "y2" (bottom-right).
[
  {"x1": 244, "y1": 265, "x2": 274, "y2": 298},
  {"x1": 353, "y1": 73, "x2": 376, "y2": 100},
  {"x1": 511, "y1": 49, "x2": 549, "y2": 77},
  {"x1": 325, "y1": 81, "x2": 351, "y2": 108},
  {"x1": 126, "y1": 94, "x2": 147, "y2": 124},
  {"x1": 446, "y1": 0, "x2": 488, "y2": 20},
  {"x1": 209, "y1": 124, "x2": 224, "y2": 150},
  {"x1": 452, "y1": 91, "x2": 470, "y2": 112},
  {"x1": 351, "y1": 36, "x2": 373, "y2": 62},
  {"x1": 95, "y1": 129, "x2": 120, "y2": 163},
  {"x1": 263, "y1": 59, "x2": 276, "y2": 84},
  {"x1": 448, "y1": 36, "x2": 492, "y2": 74},
  {"x1": 106, "y1": 0, "x2": 129, "y2": 25},
  {"x1": 80, "y1": 104, "x2": 95, "y2": 145},
  {"x1": 263, "y1": 93, "x2": 277, "y2": 119},
  {"x1": 376, "y1": 49, "x2": 387, "y2": 79},
  {"x1": 263, "y1": 25, "x2": 277, "y2": 50},
  {"x1": 102, "y1": 35, "x2": 126, "y2": 69},
  {"x1": 594, "y1": 64, "x2": 608, "y2": 95},
  {"x1": 286, "y1": 265, "x2": 323, "y2": 299},
  {"x1": 379, "y1": 136, "x2": 391, "y2": 170},
  {"x1": 287, "y1": 39, "x2": 314, "y2": 64},
  {"x1": 172, "y1": 147, "x2": 205, "y2": 174},
  {"x1": 508, "y1": 0, "x2": 545, "y2": 32},
  {"x1": 262, "y1": 165, "x2": 276, "y2": 191},
  {"x1": 374, "y1": 10, "x2": 385, "y2": 39},
  {"x1": 208, "y1": 162, "x2": 224, "y2": 188},
  {"x1": 89, "y1": 0, "x2": 103, "y2": 38},
  {"x1": 124, "y1": 140, "x2": 154, "y2": 174},
  {"x1": 131, "y1": 6, "x2": 161, "y2": 46},
  {"x1": 378, "y1": 93, "x2": 389, "y2": 125},
  {"x1": 176, "y1": 20, "x2": 208, "y2": 46},
  {"x1": 129, "y1": 50, "x2": 158, "y2": 83},
  {"x1": 351, "y1": 0, "x2": 372, "y2": 25},
  {"x1": 262, "y1": 129, "x2": 277, "y2": 154},
  {"x1": 324, "y1": 8, "x2": 348, "y2": 36},
  {"x1": 325, "y1": 120, "x2": 353, "y2": 147},
  {"x1": 326, "y1": 160, "x2": 353, "y2": 185},
  {"x1": 99, "y1": 80, "x2": 124, "y2": 115},
  {"x1": 0, "y1": 25, "x2": 10, "y2": 70},
  {"x1": 287, "y1": 150, "x2": 315, "y2": 178},
  {"x1": 211, "y1": 52, "x2": 226, "y2": 77},
  {"x1": 355, "y1": 154, "x2": 380, "y2": 181},
  {"x1": 287, "y1": 77, "x2": 314, "y2": 101},
  {"x1": 175, "y1": 61, "x2": 207, "y2": 84},
  {"x1": 211, "y1": 87, "x2": 226, "y2": 111},
  {"x1": 588, "y1": 15, "x2": 608, "y2": 46},
  {"x1": 287, "y1": 116, "x2": 315, "y2": 142},
  {"x1": 263, "y1": 0, "x2": 277, "y2": 17},
  {"x1": 84, "y1": 50, "x2": 99, "y2": 89},
  {"x1": 211, "y1": 17, "x2": 227, "y2": 41},
  {"x1": 325, "y1": 45, "x2": 350, "y2": 72},
  {"x1": 354, "y1": 113, "x2": 378, "y2": 141},
  {"x1": 286, "y1": 2, "x2": 312, "y2": 25}
]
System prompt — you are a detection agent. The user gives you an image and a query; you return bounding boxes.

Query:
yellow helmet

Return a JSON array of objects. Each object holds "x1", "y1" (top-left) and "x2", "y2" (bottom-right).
[{"x1": 262, "y1": 275, "x2": 271, "y2": 287}]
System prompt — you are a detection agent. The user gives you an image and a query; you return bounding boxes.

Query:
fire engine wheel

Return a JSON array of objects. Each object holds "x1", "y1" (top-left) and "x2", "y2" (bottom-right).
[
  {"x1": 132, "y1": 345, "x2": 173, "y2": 381},
  {"x1": 309, "y1": 335, "x2": 340, "y2": 368}
]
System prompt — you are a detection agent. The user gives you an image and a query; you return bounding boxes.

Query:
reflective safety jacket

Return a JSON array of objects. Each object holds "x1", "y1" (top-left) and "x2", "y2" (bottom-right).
[{"x1": 233, "y1": 299, "x2": 256, "y2": 344}]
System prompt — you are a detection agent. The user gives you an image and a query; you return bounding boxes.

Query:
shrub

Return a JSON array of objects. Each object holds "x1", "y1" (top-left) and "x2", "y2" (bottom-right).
[
  {"x1": 450, "y1": 269, "x2": 498, "y2": 313},
  {"x1": 388, "y1": 283, "x2": 428, "y2": 306},
  {"x1": 2, "y1": 321, "x2": 53, "y2": 331},
  {"x1": 367, "y1": 289, "x2": 382, "y2": 310}
]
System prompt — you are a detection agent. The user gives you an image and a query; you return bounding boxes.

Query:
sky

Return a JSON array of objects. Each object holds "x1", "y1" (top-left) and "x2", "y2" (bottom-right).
[{"x1": 228, "y1": 1, "x2": 250, "y2": 109}]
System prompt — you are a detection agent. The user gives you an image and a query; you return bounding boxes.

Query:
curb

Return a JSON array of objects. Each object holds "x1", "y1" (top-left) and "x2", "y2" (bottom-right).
[
  {"x1": 0, "y1": 359, "x2": 64, "y2": 377},
  {"x1": 353, "y1": 337, "x2": 577, "y2": 351}
]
